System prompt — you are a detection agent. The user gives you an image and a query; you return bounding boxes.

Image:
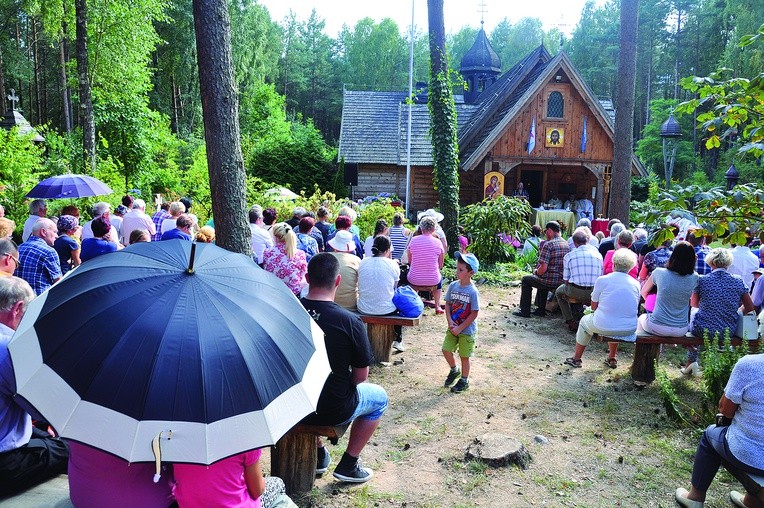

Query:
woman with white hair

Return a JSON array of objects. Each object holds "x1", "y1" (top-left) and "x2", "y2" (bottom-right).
[
  {"x1": 160, "y1": 201, "x2": 186, "y2": 235},
  {"x1": 564, "y1": 248, "x2": 641, "y2": 369},
  {"x1": 406, "y1": 216, "x2": 445, "y2": 314},
  {"x1": 685, "y1": 248, "x2": 754, "y2": 375},
  {"x1": 262, "y1": 223, "x2": 307, "y2": 296}
]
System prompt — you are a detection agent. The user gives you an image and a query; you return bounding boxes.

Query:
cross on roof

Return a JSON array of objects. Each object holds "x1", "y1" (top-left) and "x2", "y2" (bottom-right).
[
  {"x1": 478, "y1": 0, "x2": 487, "y2": 26},
  {"x1": 7, "y1": 89, "x2": 19, "y2": 111}
]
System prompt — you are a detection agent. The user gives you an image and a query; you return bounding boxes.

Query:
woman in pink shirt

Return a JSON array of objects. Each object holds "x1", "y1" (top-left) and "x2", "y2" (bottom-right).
[
  {"x1": 263, "y1": 223, "x2": 308, "y2": 296},
  {"x1": 173, "y1": 449, "x2": 265, "y2": 508},
  {"x1": 406, "y1": 216, "x2": 446, "y2": 313}
]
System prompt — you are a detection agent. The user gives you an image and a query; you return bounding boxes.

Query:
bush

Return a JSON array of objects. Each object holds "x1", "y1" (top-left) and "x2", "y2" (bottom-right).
[{"x1": 459, "y1": 196, "x2": 532, "y2": 264}]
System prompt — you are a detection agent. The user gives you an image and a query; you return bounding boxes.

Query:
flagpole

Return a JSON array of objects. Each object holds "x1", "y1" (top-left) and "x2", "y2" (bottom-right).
[{"x1": 405, "y1": 0, "x2": 414, "y2": 219}]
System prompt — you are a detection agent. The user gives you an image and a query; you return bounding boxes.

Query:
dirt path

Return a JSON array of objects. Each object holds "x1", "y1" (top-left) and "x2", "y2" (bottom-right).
[{"x1": 278, "y1": 285, "x2": 737, "y2": 507}]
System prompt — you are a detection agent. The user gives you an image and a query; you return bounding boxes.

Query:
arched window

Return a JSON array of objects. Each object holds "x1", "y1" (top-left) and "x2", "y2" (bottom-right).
[{"x1": 547, "y1": 91, "x2": 564, "y2": 118}]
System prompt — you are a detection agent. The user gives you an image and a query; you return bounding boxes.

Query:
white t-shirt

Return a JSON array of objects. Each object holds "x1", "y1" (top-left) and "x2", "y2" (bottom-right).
[
  {"x1": 22, "y1": 215, "x2": 41, "y2": 242},
  {"x1": 729, "y1": 246, "x2": 759, "y2": 289},
  {"x1": 591, "y1": 271, "x2": 641, "y2": 333},
  {"x1": 357, "y1": 256, "x2": 400, "y2": 315},
  {"x1": 363, "y1": 236, "x2": 394, "y2": 258},
  {"x1": 249, "y1": 224, "x2": 273, "y2": 264},
  {"x1": 161, "y1": 218, "x2": 178, "y2": 235}
]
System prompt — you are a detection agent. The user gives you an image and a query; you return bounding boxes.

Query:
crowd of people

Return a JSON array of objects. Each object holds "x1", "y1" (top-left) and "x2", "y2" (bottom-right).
[{"x1": 2, "y1": 194, "x2": 762, "y2": 506}]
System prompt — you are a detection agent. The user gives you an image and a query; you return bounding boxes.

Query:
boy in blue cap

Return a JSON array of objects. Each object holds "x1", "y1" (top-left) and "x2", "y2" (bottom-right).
[{"x1": 442, "y1": 252, "x2": 480, "y2": 393}]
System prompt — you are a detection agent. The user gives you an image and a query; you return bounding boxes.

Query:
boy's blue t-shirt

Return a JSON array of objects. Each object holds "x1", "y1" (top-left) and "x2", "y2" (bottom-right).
[{"x1": 445, "y1": 280, "x2": 480, "y2": 336}]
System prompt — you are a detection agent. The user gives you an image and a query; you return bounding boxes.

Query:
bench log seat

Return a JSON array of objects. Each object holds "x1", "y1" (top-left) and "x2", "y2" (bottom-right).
[
  {"x1": 722, "y1": 461, "x2": 764, "y2": 502},
  {"x1": 271, "y1": 423, "x2": 350, "y2": 496},
  {"x1": 356, "y1": 313, "x2": 421, "y2": 363},
  {"x1": 598, "y1": 333, "x2": 759, "y2": 385}
]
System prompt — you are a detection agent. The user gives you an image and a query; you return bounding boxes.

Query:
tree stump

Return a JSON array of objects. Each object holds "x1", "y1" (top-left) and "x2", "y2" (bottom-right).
[
  {"x1": 631, "y1": 342, "x2": 661, "y2": 385},
  {"x1": 366, "y1": 323, "x2": 396, "y2": 363},
  {"x1": 465, "y1": 433, "x2": 532, "y2": 469}
]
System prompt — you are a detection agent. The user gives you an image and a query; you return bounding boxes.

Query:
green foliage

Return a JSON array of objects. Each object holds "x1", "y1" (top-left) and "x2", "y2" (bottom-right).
[
  {"x1": 655, "y1": 365, "x2": 694, "y2": 426},
  {"x1": 636, "y1": 99, "x2": 699, "y2": 182},
  {"x1": 0, "y1": 129, "x2": 45, "y2": 228},
  {"x1": 459, "y1": 196, "x2": 532, "y2": 263},
  {"x1": 699, "y1": 331, "x2": 749, "y2": 422},
  {"x1": 642, "y1": 182, "x2": 764, "y2": 245},
  {"x1": 677, "y1": 24, "x2": 764, "y2": 160},
  {"x1": 354, "y1": 199, "x2": 401, "y2": 240}
]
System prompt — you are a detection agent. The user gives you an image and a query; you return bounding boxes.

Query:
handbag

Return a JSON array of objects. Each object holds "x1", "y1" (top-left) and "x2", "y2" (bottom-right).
[
  {"x1": 735, "y1": 309, "x2": 758, "y2": 339},
  {"x1": 392, "y1": 286, "x2": 424, "y2": 317}
]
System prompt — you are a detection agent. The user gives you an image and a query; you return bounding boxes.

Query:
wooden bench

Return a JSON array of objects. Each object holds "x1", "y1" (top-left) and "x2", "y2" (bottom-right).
[
  {"x1": 723, "y1": 461, "x2": 764, "y2": 502},
  {"x1": 357, "y1": 313, "x2": 421, "y2": 363},
  {"x1": 271, "y1": 423, "x2": 350, "y2": 496},
  {"x1": 599, "y1": 333, "x2": 760, "y2": 385}
]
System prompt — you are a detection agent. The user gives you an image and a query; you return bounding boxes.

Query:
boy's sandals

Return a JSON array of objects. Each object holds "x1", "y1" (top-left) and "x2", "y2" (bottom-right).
[
  {"x1": 564, "y1": 357, "x2": 582, "y2": 368},
  {"x1": 605, "y1": 357, "x2": 617, "y2": 369}
]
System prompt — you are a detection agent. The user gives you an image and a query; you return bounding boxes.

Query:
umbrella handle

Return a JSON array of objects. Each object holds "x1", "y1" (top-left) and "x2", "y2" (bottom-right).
[{"x1": 152, "y1": 430, "x2": 172, "y2": 483}]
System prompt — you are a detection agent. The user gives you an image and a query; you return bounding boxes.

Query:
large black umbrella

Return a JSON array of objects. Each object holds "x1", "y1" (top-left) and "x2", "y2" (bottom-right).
[{"x1": 9, "y1": 240, "x2": 329, "y2": 465}]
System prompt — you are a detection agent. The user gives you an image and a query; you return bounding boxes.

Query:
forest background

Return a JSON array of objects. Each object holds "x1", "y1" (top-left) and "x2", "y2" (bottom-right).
[{"x1": 0, "y1": 0, "x2": 763, "y2": 230}]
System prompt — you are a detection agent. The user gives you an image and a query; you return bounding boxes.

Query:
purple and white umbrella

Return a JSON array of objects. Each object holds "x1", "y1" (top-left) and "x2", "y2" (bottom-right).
[{"x1": 26, "y1": 174, "x2": 113, "y2": 199}]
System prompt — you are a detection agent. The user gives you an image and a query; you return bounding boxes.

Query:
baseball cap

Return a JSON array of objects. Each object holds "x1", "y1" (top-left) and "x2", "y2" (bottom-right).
[{"x1": 455, "y1": 252, "x2": 479, "y2": 273}]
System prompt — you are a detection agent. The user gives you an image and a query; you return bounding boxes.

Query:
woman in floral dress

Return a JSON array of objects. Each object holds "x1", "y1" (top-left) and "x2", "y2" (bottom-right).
[{"x1": 263, "y1": 222, "x2": 307, "y2": 296}]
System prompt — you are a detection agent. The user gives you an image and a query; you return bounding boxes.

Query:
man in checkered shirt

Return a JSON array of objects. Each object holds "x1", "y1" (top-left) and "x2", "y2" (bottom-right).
[
  {"x1": 555, "y1": 228, "x2": 603, "y2": 332},
  {"x1": 151, "y1": 202, "x2": 171, "y2": 242},
  {"x1": 15, "y1": 218, "x2": 62, "y2": 295},
  {"x1": 514, "y1": 221, "x2": 570, "y2": 317}
]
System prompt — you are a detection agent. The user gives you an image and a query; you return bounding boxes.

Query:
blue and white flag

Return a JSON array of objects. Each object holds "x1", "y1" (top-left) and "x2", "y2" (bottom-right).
[
  {"x1": 528, "y1": 116, "x2": 536, "y2": 154},
  {"x1": 581, "y1": 115, "x2": 588, "y2": 153}
]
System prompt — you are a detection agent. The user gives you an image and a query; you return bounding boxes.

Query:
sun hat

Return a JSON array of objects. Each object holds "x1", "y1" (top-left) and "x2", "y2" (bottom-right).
[
  {"x1": 328, "y1": 230, "x2": 356, "y2": 252},
  {"x1": 417, "y1": 208, "x2": 444, "y2": 223},
  {"x1": 455, "y1": 252, "x2": 479, "y2": 273},
  {"x1": 752, "y1": 268, "x2": 764, "y2": 276}
]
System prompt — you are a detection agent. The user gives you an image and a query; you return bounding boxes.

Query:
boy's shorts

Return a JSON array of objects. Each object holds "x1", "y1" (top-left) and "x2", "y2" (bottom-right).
[{"x1": 442, "y1": 330, "x2": 476, "y2": 358}]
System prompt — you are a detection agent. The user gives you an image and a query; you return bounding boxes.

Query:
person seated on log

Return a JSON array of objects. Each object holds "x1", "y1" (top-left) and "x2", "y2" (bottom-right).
[
  {"x1": 564, "y1": 248, "x2": 640, "y2": 369},
  {"x1": 603, "y1": 229, "x2": 638, "y2": 279},
  {"x1": 556, "y1": 228, "x2": 603, "y2": 333},
  {"x1": 675, "y1": 353, "x2": 764, "y2": 508},
  {"x1": 638, "y1": 241, "x2": 699, "y2": 338},
  {"x1": 67, "y1": 441, "x2": 174, "y2": 508},
  {"x1": 406, "y1": 216, "x2": 446, "y2": 314},
  {"x1": 301, "y1": 253, "x2": 388, "y2": 484},
  {"x1": 0, "y1": 277, "x2": 69, "y2": 496},
  {"x1": 514, "y1": 221, "x2": 569, "y2": 318},
  {"x1": 357, "y1": 236, "x2": 403, "y2": 351},
  {"x1": 173, "y1": 446, "x2": 287, "y2": 508},
  {"x1": 685, "y1": 248, "x2": 754, "y2": 376}
]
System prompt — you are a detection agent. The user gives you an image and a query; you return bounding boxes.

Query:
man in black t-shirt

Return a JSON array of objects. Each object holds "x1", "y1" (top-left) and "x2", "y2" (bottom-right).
[{"x1": 301, "y1": 253, "x2": 388, "y2": 484}]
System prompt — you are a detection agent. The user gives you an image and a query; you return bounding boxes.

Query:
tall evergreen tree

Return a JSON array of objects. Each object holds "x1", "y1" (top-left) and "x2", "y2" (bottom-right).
[
  {"x1": 427, "y1": 0, "x2": 459, "y2": 253},
  {"x1": 192, "y1": 0, "x2": 250, "y2": 254},
  {"x1": 610, "y1": 0, "x2": 639, "y2": 222}
]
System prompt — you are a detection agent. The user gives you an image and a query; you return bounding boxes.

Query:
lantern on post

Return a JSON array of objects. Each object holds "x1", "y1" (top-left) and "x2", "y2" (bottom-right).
[
  {"x1": 660, "y1": 114, "x2": 681, "y2": 189},
  {"x1": 725, "y1": 164, "x2": 739, "y2": 191}
]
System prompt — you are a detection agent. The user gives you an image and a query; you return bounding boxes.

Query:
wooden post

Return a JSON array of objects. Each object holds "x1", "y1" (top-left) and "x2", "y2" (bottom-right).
[
  {"x1": 367, "y1": 323, "x2": 396, "y2": 363},
  {"x1": 271, "y1": 431, "x2": 317, "y2": 496},
  {"x1": 631, "y1": 342, "x2": 661, "y2": 384}
]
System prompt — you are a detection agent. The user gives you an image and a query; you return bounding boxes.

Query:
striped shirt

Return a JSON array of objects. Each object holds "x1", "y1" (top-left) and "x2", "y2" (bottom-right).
[
  {"x1": 563, "y1": 244, "x2": 603, "y2": 287},
  {"x1": 407, "y1": 234, "x2": 444, "y2": 286},
  {"x1": 388, "y1": 226, "x2": 409, "y2": 261}
]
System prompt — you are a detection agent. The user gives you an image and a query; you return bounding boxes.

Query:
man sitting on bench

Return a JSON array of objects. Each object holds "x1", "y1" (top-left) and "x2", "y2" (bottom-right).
[{"x1": 301, "y1": 253, "x2": 389, "y2": 484}]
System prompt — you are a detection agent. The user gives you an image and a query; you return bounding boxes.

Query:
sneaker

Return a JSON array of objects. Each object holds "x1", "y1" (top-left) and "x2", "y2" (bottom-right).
[
  {"x1": 444, "y1": 368, "x2": 461, "y2": 387},
  {"x1": 392, "y1": 341, "x2": 405, "y2": 352},
  {"x1": 316, "y1": 446, "x2": 331, "y2": 475},
  {"x1": 450, "y1": 378, "x2": 469, "y2": 393},
  {"x1": 333, "y1": 458, "x2": 374, "y2": 483}
]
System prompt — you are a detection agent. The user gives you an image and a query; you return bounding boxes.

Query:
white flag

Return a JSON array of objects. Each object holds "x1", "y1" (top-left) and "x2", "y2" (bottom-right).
[{"x1": 528, "y1": 117, "x2": 536, "y2": 155}]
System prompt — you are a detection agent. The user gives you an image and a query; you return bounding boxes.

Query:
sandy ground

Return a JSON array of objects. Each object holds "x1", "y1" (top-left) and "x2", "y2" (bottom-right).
[{"x1": 267, "y1": 285, "x2": 741, "y2": 508}]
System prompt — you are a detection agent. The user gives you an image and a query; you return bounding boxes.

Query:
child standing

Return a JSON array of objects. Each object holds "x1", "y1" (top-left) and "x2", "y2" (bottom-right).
[{"x1": 443, "y1": 252, "x2": 480, "y2": 393}]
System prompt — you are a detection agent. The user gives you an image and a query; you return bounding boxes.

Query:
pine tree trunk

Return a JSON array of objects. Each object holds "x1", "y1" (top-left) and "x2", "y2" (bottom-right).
[
  {"x1": 427, "y1": 0, "x2": 460, "y2": 254},
  {"x1": 192, "y1": 0, "x2": 251, "y2": 256},
  {"x1": 0, "y1": 48, "x2": 5, "y2": 112},
  {"x1": 75, "y1": 0, "x2": 96, "y2": 173},
  {"x1": 610, "y1": 0, "x2": 639, "y2": 223}
]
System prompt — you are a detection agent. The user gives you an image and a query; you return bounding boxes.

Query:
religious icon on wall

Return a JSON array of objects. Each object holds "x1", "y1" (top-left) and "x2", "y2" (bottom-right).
[
  {"x1": 483, "y1": 171, "x2": 504, "y2": 200},
  {"x1": 545, "y1": 127, "x2": 564, "y2": 147}
]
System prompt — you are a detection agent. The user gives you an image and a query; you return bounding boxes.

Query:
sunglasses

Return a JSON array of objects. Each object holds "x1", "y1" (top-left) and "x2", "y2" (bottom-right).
[{"x1": 5, "y1": 253, "x2": 19, "y2": 270}]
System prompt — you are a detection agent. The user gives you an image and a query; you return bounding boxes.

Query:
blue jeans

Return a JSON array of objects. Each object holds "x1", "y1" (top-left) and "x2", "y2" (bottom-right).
[
  {"x1": 339, "y1": 383, "x2": 388, "y2": 424},
  {"x1": 691, "y1": 425, "x2": 764, "y2": 492}
]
